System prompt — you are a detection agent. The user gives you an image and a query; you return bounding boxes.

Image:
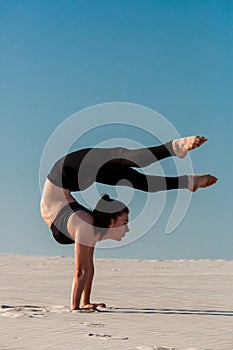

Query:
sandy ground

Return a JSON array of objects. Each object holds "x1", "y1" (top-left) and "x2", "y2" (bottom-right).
[{"x1": 0, "y1": 255, "x2": 233, "y2": 350}]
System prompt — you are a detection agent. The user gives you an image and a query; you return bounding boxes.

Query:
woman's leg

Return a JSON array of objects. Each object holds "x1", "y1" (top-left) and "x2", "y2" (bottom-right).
[
  {"x1": 96, "y1": 167, "x2": 188, "y2": 192},
  {"x1": 101, "y1": 142, "x2": 174, "y2": 169},
  {"x1": 96, "y1": 167, "x2": 217, "y2": 193},
  {"x1": 101, "y1": 136, "x2": 207, "y2": 169}
]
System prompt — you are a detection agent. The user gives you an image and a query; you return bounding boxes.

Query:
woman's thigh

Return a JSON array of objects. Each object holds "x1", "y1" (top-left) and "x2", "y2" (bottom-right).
[{"x1": 96, "y1": 167, "x2": 149, "y2": 191}]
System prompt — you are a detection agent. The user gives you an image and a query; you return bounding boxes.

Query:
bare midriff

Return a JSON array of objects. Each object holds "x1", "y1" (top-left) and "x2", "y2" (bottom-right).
[{"x1": 40, "y1": 179, "x2": 75, "y2": 227}]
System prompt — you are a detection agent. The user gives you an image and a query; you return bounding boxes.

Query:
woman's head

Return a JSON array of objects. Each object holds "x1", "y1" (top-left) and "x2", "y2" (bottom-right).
[{"x1": 93, "y1": 194, "x2": 129, "y2": 241}]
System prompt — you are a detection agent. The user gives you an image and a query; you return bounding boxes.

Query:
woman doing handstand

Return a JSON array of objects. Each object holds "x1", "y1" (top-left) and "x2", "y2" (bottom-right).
[{"x1": 40, "y1": 136, "x2": 217, "y2": 310}]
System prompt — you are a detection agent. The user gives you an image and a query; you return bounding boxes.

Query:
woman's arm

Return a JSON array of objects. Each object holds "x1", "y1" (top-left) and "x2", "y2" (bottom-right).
[
  {"x1": 70, "y1": 242, "x2": 90, "y2": 310},
  {"x1": 81, "y1": 246, "x2": 94, "y2": 307},
  {"x1": 80, "y1": 246, "x2": 106, "y2": 309},
  {"x1": 68, "y1": 210, "x2": 103, "y2": 310}
]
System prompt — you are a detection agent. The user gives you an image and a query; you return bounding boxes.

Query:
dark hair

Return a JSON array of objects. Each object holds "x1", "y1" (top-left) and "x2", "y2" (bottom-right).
[{"x1": 92, "y1": 194, "x2": 129, "y2": 238}]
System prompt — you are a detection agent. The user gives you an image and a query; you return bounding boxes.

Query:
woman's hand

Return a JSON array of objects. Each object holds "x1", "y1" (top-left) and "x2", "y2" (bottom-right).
[{"x1": 72, "y1": 306, "x2": 96, "y2": 313}]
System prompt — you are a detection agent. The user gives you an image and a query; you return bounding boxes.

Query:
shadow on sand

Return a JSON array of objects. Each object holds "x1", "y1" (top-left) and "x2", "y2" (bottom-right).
[{"x1": 102, "y1": 307, "x2": 233, "y2": 317}]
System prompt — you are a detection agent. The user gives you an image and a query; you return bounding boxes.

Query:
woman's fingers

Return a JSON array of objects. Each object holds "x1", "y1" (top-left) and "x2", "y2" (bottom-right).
[{"x1": 82, "y1": 303, "x2": 106, "y2": 309}]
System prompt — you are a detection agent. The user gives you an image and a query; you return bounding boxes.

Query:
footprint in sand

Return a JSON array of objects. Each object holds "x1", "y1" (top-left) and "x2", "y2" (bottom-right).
[
  {"x1": 88, "y1": 332, "x2": 129, "y2": 340},
  {"x1": 137, "y1": 347, "x2": 176, "y2": 350},
  {"x1": 1, "y1": 305, "x2": 46, "y2": 318},
  {"x1": 79, "y1": 322, "x2": 105, "y2": 328},
  {"x1": 0, "y1": 304, "x2": 70, "y2": 318}
]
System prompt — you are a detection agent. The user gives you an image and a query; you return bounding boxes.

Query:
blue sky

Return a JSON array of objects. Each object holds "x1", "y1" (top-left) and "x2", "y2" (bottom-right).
[{"x1": 0, "y1": 0, "x2": 232, "y2": 259}]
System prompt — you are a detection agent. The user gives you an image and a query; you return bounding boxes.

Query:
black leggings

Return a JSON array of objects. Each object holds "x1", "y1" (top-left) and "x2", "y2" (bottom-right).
[
  {"x1": 48, "y1": 141, "x2": 188, "y2": 192},
  {"x1": 95, "y1": 142, "x2": 188, "y2": 192}
]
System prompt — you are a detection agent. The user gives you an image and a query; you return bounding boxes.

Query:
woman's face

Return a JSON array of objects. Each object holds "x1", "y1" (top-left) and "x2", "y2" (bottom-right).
[{"x1": 104, "y1": 212, "x2": 129, "y2": 241}]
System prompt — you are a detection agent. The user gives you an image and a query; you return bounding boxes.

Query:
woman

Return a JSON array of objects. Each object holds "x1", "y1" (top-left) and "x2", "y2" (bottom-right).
[{"x1": 40, "y1": 135, "x2": 217, "y2": 311}]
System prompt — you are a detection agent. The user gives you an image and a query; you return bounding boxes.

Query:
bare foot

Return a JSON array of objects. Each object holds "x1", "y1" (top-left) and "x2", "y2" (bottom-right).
[
  {"x1": 172, "y1": 136, "x2": 208, "y2": 158},
  {"x1": 188, "y1": 174, "x2": 218, "y2": 192}
]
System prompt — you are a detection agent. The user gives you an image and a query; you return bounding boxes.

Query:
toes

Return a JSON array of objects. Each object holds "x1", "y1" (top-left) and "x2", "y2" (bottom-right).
[
  {"x1": 189, "y1": 136, "x2": 207, "y2": 149},
  {"x1": 206, "y1": 175, "x2": 218, "y2": 187},
  {"x1": 199, "y1": 136, "x2": 208, "y2": 143},
  {"x1": 210, "y1": 176, "x2": 218, "y2": 185},
  {"x1": 195, "y1": 136, "x2": 207, "y2": 146}
]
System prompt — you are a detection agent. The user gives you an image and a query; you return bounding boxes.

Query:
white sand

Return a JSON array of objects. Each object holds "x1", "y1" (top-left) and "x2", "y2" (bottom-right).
[{"x1": 1, "y1": 255, "x2": 233, "y2": 350}]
